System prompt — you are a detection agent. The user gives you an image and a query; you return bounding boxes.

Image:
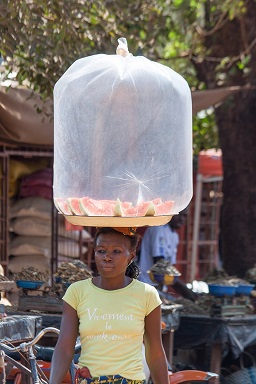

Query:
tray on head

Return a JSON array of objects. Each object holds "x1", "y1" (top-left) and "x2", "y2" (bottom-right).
[{"x1": 64, "y1": 215, "x2": 173, "y2": 227}]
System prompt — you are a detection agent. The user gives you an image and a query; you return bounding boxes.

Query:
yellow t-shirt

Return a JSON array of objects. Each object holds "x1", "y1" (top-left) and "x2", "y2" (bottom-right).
[{"x1": 63, "y1": 278, "x2": 162, "y2": 380}]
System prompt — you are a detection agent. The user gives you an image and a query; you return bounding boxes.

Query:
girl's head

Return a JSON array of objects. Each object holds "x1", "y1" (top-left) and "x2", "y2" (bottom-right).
[{"x1": 93, "y1": 227, "x2": 140, "y2": 279}]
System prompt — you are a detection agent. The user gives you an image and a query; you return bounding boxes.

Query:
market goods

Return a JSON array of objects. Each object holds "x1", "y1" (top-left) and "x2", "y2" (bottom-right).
[
  {"x1": 52, "y1": 260, "x2": 92, "y2": 296},
  {"x1": 54, "y1": 198, "x2": 72, "y2": 215},
  {"x1": 13, "y1": 266, "x2": 49, "y2": 282},
  {"x1": 150, "y1": 259, "x2": 181, "y2": 276},
  {"x1": 67, "y1": 197, "x2": 83, "y2": 215},
  {"x1": 53, "y1": 39, "x2": 193, "y2": 219},
  {"x1": 246, "y1": 264, "x2": 256, "y2": 282},
  {"x1": 55, "y1": 197, "x2": 174, "y2": 217},
  {"x1": 0, "y1": 275, "x2": 10, "y2": 282},
  {"x1": 148, "y1": 259, "x2": 181, "y2": 286},
  {"x1": 204, "y1": 268, "x2": 238, "y2": 286},
  {"x1": 154, "y1": 201, "x2": 175, "y2": 215}
]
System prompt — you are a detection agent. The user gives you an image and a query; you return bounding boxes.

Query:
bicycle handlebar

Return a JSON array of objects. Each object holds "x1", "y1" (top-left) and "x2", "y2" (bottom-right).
[{"x1": 0, "y1": 327, "x2": 60, "y2": 352}]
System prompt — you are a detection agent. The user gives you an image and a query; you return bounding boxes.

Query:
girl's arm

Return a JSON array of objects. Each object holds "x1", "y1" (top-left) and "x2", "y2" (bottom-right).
[
  {"x1": 49, "y1": 301, "x2": 79, "y2": 384},
  {"x1": 144, "y1": 305, "x2": 170, "y2": 384}
]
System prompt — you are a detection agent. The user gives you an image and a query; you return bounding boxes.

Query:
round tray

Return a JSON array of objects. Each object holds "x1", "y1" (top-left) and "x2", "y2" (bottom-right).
[
  {"x1": 148, "y1": 271, "x2": 180, "y2": 286},
  {"x1": 208, "y1": 284, "x2": 237, "y2": 297},
  {"x1": 64, "y1": 215, "x2": 173, "y2": 227},
  {"x1": 16, "y1": 280, "x2": 44, "y2": 290},
  {"x1": 236, "y1": 284, "x2": 254, "y2": 296}
]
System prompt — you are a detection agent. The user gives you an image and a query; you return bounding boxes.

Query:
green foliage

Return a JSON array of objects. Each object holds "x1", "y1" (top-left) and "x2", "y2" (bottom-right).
[
  {"x1": 193, "y1": 110, "x2": 219, "y2": 154},
  {"x1": 0, "y1": 0, "x2": 249, "y2": 152}
]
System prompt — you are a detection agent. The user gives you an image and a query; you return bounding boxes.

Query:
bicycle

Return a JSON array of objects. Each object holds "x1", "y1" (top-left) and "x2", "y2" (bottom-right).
[
  {"x1": 0, "y1": 327, "x2": 76, "y2": 384},
  {"x1": 0, "y1": 326, "x2": 218, "y2": 384}
]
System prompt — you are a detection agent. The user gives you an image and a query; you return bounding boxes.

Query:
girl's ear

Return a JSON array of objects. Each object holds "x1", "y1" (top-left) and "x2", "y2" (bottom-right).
[{"x1": 128, "y1": 250, "x2": 136, "y2": 265}]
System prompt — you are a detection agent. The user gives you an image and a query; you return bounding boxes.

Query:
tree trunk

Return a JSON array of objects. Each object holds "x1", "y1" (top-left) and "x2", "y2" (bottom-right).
[
  {"x1": 216, "y1": 90, "x2": 256, "y2": 277},
  {"x1": 194, "y1": 0, "x2": 256, "y2": 277},
  {"x1": 216, "y1": 0, "x2": 256, "y2": 277}
]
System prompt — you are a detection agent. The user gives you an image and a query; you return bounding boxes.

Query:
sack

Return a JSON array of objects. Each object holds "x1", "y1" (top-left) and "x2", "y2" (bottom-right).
[{"x1": 221, "y1": 352, "x2": 256, "y2": 384}]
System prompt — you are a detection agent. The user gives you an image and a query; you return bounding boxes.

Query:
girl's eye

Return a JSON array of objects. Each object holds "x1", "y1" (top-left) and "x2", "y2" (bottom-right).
[
  {"x1": 96, "y1": 249, "x2": 105, "y2": 254},
  {"x1": 113, "y1": 249, "x2": 121, "y2": 254}
]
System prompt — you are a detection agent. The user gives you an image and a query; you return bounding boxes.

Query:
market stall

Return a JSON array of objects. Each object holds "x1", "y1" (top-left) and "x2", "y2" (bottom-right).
[{"x1": 174, "y1": 314, "x2": 256, "y2": 384}]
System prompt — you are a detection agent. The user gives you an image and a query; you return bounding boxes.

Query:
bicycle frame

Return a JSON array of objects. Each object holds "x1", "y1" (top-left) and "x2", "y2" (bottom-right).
[{"x1": 0, "y1": 327, "x2": 75, "y2": 384}]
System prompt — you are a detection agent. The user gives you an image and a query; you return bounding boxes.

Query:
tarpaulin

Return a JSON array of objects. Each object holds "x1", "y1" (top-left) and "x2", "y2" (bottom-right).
[
  {"x1": 174, "y1": 314, "x2": 256, "y2": 359},
  {"x1": 0, "y1": 85, "x2": 243, "y2": 147},
  {"x1": 0, "y1": 315, "x2": 42, "y2": 342}
]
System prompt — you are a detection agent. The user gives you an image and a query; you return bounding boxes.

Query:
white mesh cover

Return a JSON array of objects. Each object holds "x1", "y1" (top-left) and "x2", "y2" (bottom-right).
[{"x1": 53, "y1": 39, "x2": 193, "y2": 221}]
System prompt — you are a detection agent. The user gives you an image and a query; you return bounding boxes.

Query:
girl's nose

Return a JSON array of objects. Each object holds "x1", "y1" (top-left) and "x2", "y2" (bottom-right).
[{"x1": 103, "y1": 252, "x2": 112, "y2": 261}]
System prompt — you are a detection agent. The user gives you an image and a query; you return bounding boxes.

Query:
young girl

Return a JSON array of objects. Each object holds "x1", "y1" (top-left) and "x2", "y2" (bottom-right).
[{"x1": 49, "y1": 227, "x2": 169, "y2": 384}]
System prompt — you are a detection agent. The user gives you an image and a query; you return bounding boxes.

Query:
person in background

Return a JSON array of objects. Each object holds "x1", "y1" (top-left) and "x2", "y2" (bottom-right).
[
  {"x1": 138, "y1": 212, "x2": 186, "y2": 285},
  {"x1": 49, "y1": 227, "x2": 170, "y2": 384},
  {"x1": 138, "y1": 210, "x2": 196, "y2": 301}
]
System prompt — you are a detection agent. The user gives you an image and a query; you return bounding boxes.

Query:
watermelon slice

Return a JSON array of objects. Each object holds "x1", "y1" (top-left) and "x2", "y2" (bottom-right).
[
  {"x1": 153, "y1": 200, "x2": 174, "y2": 215},
  {"x1": 144, "y1": 201, "x2": 156, "y2": 216},
  {"x1": 54, "y1": 198, "x2": 73, "y2": 215},
  {"x1": 55, "y1": 196, "x2": 174, "y2": 217},
  {"x1": 121, "y1": 201, "x2": 133, "y2": 209},
  {"x1": 122, "y1": 206, "x2": 137, "y2": 217},
  {"x1": 100, "y1": 200, "x2": 115, "y2": 216},
  {"x1": 136, "y1": 201, "x2": 155, "y2": 216},
  {"x1": 79, "y1": 197, "x2": 103, "y2": 216},
  {"x1": 114, "y1": 198, "x2": 123, "y2": 217},
  {"x1": 67, "y1": 197, "x2": 84, "y2": 215},
  {"x1": 152, "y1": 198, "x2": 163, "y2": 205}
]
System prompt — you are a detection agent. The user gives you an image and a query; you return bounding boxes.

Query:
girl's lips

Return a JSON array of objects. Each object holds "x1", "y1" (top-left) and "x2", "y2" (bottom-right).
[{"x1": 102, "y1": 264, "x2": 114, "y2": 270}]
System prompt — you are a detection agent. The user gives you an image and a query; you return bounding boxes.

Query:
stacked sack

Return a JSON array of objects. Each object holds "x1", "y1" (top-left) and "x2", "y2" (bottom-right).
[
  {"x1": 9, "y1": 167, "x2": 91, "y2": 275},
  {"x1": 9, "y1": 196, "x2": 52, "y2": 275}
]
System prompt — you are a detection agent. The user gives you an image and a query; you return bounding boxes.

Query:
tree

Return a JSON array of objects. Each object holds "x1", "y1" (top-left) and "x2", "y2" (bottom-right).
[
  {"x1": 166, "y1": 0, "x2": 256, "y2": 277},
  {"x1": 1, "y1": 0, "x2": 255, "y2": 277}
]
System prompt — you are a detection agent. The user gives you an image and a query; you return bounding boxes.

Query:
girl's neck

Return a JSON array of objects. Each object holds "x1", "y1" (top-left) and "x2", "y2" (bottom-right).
[{"x1": 93, "y1": 275, "x2": 132, "y2": 290}]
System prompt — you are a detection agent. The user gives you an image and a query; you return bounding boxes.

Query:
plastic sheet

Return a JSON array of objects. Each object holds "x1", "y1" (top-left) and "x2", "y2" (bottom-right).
[
  {"x1": 53, "y1": 38, "x2": 192, "y2": 225},
  {"x1": 174, "y1": 314, "x2": 256, "y2": 359},
  {"x1": 0, "y1": 315, "x2": 42, "y2": 342}
]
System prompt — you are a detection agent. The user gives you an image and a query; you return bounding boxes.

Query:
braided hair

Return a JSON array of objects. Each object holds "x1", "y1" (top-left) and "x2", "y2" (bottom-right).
[{"x1": 93, "y1": 227, "x2": 141, "y2": 279}]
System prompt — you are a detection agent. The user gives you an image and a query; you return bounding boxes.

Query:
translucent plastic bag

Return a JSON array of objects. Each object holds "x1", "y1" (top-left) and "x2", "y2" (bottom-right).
[{"x1": 54, "y1": 38, "x2": 192, "y2": 226}]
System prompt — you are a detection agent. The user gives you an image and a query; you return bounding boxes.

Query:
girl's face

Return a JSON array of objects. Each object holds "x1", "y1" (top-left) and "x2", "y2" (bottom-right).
[{"x1": 94, "y1": 233, "x2": 135, "y2": 278}]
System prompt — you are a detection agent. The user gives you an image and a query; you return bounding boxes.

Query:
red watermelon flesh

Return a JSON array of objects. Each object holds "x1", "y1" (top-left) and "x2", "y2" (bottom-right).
[
  {"x1": 67, "y1": 197, "x2": 84, "y2": 215},
  {"x1": 80, "y1": 197, "x2": 103, "y2": 216},
  {"x1": 154, "y1": 200, "x2": 174, "y2": 215},
  {"x1": 122, "y1": 206, "x2": 137, "y2": 217},
  {"x1": 121, "y1": 201, "x2": 133, "y2": 209},
  {"x1": 136, "y1": 201, "x2": 155, "y2": 216},
  {"x1": 55, "y1": 197, "x2": 174, "y2": 217},
  {"x1": 54, "y1": 198, "x2": 73, "y2": 215},
  {"x1": 152, "y1": 198, "x2": 163, "y2": 205},
  {"x1": 100, "y1": 201, "x2": 115, "y2": 216}
]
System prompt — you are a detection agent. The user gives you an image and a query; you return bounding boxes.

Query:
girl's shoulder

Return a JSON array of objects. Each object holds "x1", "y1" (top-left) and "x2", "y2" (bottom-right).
[{"x1": 132, "y1": 279, "x2": 159, "y2": 294}]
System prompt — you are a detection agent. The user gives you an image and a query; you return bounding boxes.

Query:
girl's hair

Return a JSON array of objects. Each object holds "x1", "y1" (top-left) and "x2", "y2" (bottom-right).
[{"x1": 93, "y1": 227, "x2": 141, "y2": 279}]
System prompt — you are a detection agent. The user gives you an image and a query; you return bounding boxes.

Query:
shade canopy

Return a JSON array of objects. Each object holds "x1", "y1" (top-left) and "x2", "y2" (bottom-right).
[{"x1": 0, "y1": 85, "x2": 242, "y2": 147}]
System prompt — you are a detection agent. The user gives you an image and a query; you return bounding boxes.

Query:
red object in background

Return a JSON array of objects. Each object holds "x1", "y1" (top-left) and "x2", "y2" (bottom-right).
[
  {"x1": 1, "y1": 360, "x2": 73, "y2": 384},
  {"x1": 65, "y1": 219, "x2": 83, "y2": 231},
  {"x1": 198, "y1": 149, "x2": 223, "y2": 177}
]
